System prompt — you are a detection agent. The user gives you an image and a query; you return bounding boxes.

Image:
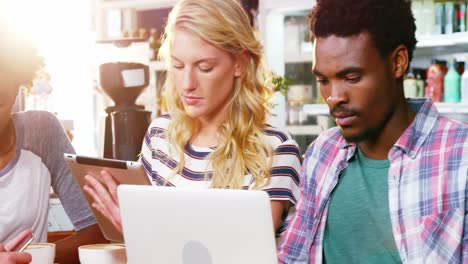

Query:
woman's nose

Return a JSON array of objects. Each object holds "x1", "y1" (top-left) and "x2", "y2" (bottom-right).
[{"x1": 181, "y1": 68, "x2": 197, "y2": 92}]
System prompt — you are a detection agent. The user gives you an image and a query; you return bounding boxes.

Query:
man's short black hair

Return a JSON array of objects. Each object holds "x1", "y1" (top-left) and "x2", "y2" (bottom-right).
[{"x1": 310, "y1": 0, "x2": 417, "y2": 63}]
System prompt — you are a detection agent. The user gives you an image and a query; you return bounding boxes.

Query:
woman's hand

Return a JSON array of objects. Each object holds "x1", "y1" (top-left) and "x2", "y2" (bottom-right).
[
  {"x1": 83, "y1": 170, "x2": 123, "y2": 233},
  {"x1": 0, "y1": 229, "x2": 33, "y2": 264},
  {"x1": 0, "y1": 250, "x2": 32, "y2": 264},
  {"x1": 3, "y1": 229, "x2": 32, "y2": 252}
]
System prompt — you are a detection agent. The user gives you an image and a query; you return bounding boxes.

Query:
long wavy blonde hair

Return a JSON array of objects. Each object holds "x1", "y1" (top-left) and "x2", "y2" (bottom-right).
[{"x1": 158, "y1": 0, "x2": 273, "y2": 189}]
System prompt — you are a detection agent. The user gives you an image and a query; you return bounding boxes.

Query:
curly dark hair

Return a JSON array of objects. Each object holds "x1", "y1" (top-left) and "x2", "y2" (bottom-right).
[
  {"x1": 310, "y1": 0, "x2": 417, "y2": 63},
  {"x1": 0, "y1": 22, "x2": 44, "y2": 92}
]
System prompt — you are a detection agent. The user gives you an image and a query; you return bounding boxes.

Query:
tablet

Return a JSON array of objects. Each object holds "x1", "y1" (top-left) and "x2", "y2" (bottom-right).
[{"x1": 64, "y1": 153, "x2": 151, "y2": 242}]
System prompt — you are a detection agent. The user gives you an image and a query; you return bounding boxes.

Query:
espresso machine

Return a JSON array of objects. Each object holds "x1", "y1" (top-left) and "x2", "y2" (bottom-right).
[{"x1": 100, "y1": 62, "x2": 152, "y2": 161}]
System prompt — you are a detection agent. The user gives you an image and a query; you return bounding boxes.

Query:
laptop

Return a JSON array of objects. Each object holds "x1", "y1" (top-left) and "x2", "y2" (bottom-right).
[{"x1": 117, "y1": 185, "x2": 278, "y2": 264}]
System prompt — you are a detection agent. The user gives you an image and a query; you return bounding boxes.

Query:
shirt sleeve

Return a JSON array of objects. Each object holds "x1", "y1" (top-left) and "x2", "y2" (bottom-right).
[
  {"x1": 261, "y1": 139, "x2": 301, "y2": 205},
  {"x1": 463, "y1": 164, "x2": 468, "y2": 263},
  {"x1": 277, "y1": 141, "x2": 316, "y2": 264},
  {"x1": 140, "y1": 120, "x2": 154, "y2": 181},
  {"x1": 30, "y1": 111, "x2": 97, "y2": 231},
  {"x1": 139, "y1": 116, "x2": 170, "y2": 186}
]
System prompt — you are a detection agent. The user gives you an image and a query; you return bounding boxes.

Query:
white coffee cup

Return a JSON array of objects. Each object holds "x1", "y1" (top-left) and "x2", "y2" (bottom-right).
[
  {"x1": 78, "y1": 244, "x2": 127, "y2": 264},
  {"x1": 24, "y1": 243, "x2": 56, "y2": 264}
]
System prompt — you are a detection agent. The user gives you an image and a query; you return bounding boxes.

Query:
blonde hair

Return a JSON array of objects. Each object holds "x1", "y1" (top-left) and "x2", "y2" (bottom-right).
[{"x1": 158, "y1": 0, "x2": 273, "y2": 189}]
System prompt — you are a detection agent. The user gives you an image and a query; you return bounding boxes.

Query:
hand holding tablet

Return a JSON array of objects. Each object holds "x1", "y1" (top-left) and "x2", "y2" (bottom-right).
[
  {"x1": 64, "y1": 154, "x2": 151, "y2": 242},
  {"x1": 84, "y1": 170, "x2": 124, "y2": 234}
]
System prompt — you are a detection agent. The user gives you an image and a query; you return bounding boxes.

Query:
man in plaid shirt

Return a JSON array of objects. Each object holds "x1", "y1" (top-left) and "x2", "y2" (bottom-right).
[{"x1": 278, "y1": 0, "x2": 468, "y2": 263}]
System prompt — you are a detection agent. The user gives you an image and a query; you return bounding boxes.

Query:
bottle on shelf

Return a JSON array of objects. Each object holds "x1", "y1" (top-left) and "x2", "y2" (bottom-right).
[
  {"x1": 139, "y1": 28, "x2": 148, "y2": 39},
  {"x1": 412, "y1": 0, "x2": 424, "y2": 36},
  {"x1": 422, "y1": 0, "x2": 436, "y2": 36},
  {"x1": 461, "y1": 58, "x2": 468, "y2": 103},
  {"x1": 131, "y1": 29, "x2": 140, "y2": 39},
  {"x1": 434, "y1": 2, "x2": 444, "y2": 34},
  {"x1": 458, "y1": 2, "x2": 467, "y2": 32},
  {"x1": 404, "y1": 68, "x2": 418, "y2": 98},
  {"x1": 439, "y1": 59, "x2": 448, "y2": 75},
  {"x1": 445, "y1": 2, "x2": 455, "y2": 34},
  {"x1": 425, "y1": 59, "x2": 444, "y2": 102},
  {"x1": 149, "y1": 28, "x2": 160, "y2": 61},
  {"x1": 414, "y1": 68, "x2": 425, "y2": 98},
  {"x1": 444, "y1": 57, "x2": 461, "y2": 103},
  {"x1": 457, "y1": 60, "x2": 465, "y2": 75},
  {"x1": 287, "y1": 103, "x2": 303, "y2": 125},
  {"x1": 414, "y1": 0, "x2": 468, "y2": 35},
  {"x1": 122, "y1": 30, "x2": 130, "y2": 38}
]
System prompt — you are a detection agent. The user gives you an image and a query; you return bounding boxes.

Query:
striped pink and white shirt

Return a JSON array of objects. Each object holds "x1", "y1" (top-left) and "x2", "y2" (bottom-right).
[
  {"x1": 140, "y1": 115, "x2": 301, "y2": 237},
  {"x1": 278, "y1": 98, "x2": 468, "y2": 263}
]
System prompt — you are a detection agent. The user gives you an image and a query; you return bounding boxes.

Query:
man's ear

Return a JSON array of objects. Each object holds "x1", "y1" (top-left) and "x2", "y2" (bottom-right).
[
  {"x1": 234, "y1": 50, "x2": 250, "y2": 78},
  {"x1": 390, "y1": 45, "x2": 409, "y2": 79}
]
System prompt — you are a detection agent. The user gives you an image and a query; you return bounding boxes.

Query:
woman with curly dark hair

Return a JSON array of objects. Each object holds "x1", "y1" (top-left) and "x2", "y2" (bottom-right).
[{"x1": 0, "y1": 24, "x2": 106, "y2": 264}]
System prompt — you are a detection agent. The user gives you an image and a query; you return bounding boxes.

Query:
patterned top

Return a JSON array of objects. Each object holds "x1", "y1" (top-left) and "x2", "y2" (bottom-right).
[
  {"x1": 278, "y1": 98, "x2": 468, "y2": 264},
  {"x1": 140, "y1": 115, "x2": 301, "y2": 235}
]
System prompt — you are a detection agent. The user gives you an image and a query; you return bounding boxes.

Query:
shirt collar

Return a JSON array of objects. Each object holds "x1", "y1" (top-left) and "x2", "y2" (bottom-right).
[
  {"x1": 393, "y1": 98, "x2": 439, "y2": 158},
  {"x1": 338, "y1": 134, "x2": 356, "y2": 161}
]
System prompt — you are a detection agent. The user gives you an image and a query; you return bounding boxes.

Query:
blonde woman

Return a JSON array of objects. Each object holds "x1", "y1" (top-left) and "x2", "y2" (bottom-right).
[{"x1": 84, "y1": 0, "x2": 301, "y2": 239}]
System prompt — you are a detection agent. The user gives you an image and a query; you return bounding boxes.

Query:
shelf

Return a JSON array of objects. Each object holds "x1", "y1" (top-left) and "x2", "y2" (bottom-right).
[
  {"x1": 149, "y1": 61, "x2": 167, "y2": 71},
  {"x1": 302, "y1": 102, "x2": 468, "y2": 115},
  {"x1": 284, "y1": 51, "x2": 313, "y2": 64},
  {"x1": 414, "y1": 32, "x2": 468, "y2": 57},
  {"x1": 290, "y1": 103, "x2": 468, "y2": 135},
  {"x1": 302, "y1": 104, "x2": 329, "y2": 116},
  {"x1": 434, "y1": 102, "x2": 468, "y2": 114},
  {"x1": 280, "y1": 33, "x2": 468, "y2": 61},
  {"x1": 286, "y1": 125, "x2": 323, "y2": 135},
  {"x1": 260, "y1": 0, "x2": 314, "y2": 12},
  {"x1": 97, "y1": 0, "x2": 176, "y2": 10},
  {"x1": 416, "y1": 32, "x2": 468, "y2": 48}
]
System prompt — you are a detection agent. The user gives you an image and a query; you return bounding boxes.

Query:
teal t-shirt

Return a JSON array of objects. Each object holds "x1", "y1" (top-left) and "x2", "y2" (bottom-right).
[{"x1": 323, "y1": 147, "x2": 401, "y2": 264}]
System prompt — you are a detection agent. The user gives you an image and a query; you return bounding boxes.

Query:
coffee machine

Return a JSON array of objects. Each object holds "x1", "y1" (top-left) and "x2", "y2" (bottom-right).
[{"x1": 100, "y1": 62, "x2": 152, "y2": 161}]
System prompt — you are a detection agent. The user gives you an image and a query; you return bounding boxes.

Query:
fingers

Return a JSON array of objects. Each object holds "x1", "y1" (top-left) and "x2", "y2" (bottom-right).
[
  {"x1": 91, "y1": 202, "x2": 122, "y2": 233},
  {"x1": 4, "y1": 229, "x2": 32, "y2": 252},
  {"x1": 100, "y1": 170, "x2": 120, "y2": 205},
  {"x1": 84, "y1": 174, "x2": 113, "y2": 205},
  {"x1": 83, "y1": 174, "x2": 123, "y2": 233},
  {"x1": 1, "y1": 234, "x2": 33, "y2": 263},
  {"x1": 13, "y1": 252, "x2": 32, "y2": 264},
  {"x1": 0, "y1": 252, "x2": 33, "y2": 264},
  {"x1": 83, "y1": 176, "x2": 112, "y2": 217},
  {"x1": 95, "y1": 171, "x2": 123, "y2": 228}
]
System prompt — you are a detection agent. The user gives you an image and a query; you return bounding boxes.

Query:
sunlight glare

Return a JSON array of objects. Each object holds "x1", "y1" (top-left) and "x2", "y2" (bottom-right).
[{"x1": 3, "y1": 0, "x2": 98, "y2": 155}]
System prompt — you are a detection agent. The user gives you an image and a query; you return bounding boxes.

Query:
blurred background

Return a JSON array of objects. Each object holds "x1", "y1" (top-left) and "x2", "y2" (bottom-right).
[{"x1": 2, "y1": 0, "x2": 468, "y2": 157}]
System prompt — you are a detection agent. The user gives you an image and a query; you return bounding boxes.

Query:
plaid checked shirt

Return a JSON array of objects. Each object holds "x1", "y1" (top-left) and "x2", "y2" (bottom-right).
[{"x1": 278, "y1": 98, "x2": 468, "y2": 264}]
